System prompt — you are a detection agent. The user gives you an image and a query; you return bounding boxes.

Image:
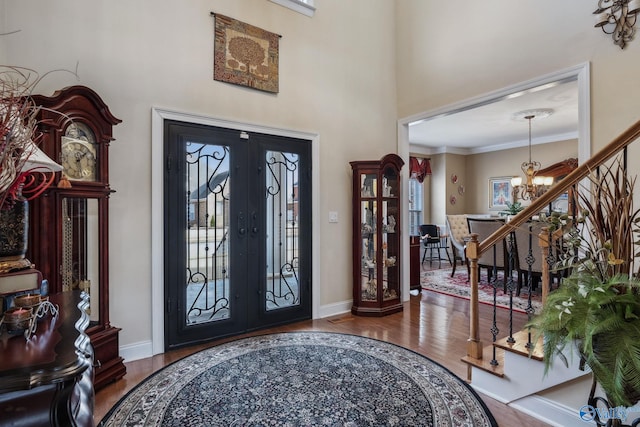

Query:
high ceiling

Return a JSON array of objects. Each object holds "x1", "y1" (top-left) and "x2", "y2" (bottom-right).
[{"x1": 408, "y1": 79, "x2": 579, "y2": 155}]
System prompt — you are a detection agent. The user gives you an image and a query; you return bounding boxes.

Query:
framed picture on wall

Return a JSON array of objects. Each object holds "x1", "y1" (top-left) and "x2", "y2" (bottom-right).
[
  {"x1": 488, "y1": 177, "x2": 512, "y2": 210},
  {"x1": 551, "y1": 191, "x2": 569, "y2": 213},
  {"x1": 213, "y1": 13, "x2": 280, "y2": 93}
]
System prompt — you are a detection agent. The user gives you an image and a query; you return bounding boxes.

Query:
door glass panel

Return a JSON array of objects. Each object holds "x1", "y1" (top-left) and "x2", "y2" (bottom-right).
[
  {"x1": 185, "y1": 142, "x2": 231, "y2": 325},
  {"x1": 360, "y1": 172, "x2": 378, "y2": 302},
  {"x1": 361, "y1": 199, "x2": 377, "y2": 301},
  {"x1": 383, "y1": 167, "x2": 400, "y2": 301},
  {"x1": 265, "y1": 151, "x2": 300, "y2": 311},
  {"x1": 62, "y1": 198, "x2": 100, "y2": 323},
  {"x1": 360, "y1": 173, "x2": 377, "y2": 198}
]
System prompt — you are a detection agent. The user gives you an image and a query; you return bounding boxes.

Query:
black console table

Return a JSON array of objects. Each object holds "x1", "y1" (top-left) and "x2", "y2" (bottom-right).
[{"x1": 0, "y1": 291, "x2": 94, "y2": 426}]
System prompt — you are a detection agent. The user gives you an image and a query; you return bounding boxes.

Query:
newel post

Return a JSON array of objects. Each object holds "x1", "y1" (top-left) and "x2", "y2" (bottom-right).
[{"x1": 466, "y1": 233, "x2": 483, "y2": 360}]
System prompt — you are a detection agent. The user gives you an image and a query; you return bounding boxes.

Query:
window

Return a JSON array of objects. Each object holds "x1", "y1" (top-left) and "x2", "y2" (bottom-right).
[
  {"x1": 408, "y1": 177, "x2": 423, "y2": 236},
  {"x1": 269, "y1": 0, "x2": 315, "y2": 17}
]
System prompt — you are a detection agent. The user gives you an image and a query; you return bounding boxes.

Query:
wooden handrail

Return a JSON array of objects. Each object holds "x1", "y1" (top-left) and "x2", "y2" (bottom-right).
[
  {"x1": 464, "y1": 118, "x2": 640, "y2": 371},
  {"x1": 479, "y1": 118, "x2": 640, "y2": 255}
]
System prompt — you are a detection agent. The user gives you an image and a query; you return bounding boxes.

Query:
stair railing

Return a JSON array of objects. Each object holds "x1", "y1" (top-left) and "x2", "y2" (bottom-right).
[{"x1": 465, "y1": 118, "x2": 640, "y2": 365}]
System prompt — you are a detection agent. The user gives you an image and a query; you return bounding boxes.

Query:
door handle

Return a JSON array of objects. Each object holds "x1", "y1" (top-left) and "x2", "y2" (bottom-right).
[
  {"x1": 238, "y1": 212, "x2": 246, "y2": 235},
  {"x1": 251, "y1": 211, "x2": 259, "y2": 234}
]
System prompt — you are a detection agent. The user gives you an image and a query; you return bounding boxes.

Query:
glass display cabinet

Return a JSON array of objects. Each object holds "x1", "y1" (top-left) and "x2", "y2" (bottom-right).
[
  {"x1": 350, "y1": 154, "x2": 404, "y2": 316},
  {"x1": 28, "y1": 86, "x2": 126, "y2": 390}
]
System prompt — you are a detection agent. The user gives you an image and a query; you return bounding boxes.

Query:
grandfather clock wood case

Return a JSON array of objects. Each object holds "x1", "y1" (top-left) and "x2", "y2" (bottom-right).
[
  {"x1": 350, "y1": 154, "x2": 404, "y2": 316},
  {"x1": 28, "y1": 85, "x2": 126, "y2": 390}
]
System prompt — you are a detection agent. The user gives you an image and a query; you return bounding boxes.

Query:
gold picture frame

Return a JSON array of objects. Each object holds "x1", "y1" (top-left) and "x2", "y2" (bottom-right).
[
  {"x1": 213, "y1": 13, "x2": 280, "y2": 93},
  {"x1": 488, "y1": 176, "x2": 512, "y2": 210}
]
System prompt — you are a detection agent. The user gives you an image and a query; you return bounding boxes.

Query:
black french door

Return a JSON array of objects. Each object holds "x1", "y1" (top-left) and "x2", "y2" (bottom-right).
[{"x1": 164, "y1": 121, "x2": 312, "y2": 349}]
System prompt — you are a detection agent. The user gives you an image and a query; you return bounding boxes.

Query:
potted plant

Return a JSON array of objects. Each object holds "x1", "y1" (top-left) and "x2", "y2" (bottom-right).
[
  {"x1": 527, "y1": 157, "x2": 640, "y2": 411},
  {"x1": 499, "y1": 201, "x2": 524, "y2": 216},
  {"x1": 499, "y1": 201, "x2": 524, "y2": 223}
]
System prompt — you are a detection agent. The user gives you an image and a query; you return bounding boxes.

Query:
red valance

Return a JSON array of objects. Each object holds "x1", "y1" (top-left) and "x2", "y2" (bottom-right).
[{"x1": 409, "y1": 157, "x2": 431, "y2": 183}]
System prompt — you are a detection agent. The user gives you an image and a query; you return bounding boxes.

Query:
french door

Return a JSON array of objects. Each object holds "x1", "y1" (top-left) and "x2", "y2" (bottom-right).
[{"x1": 164, "y1": 121, "x2": 312, "y2": 349}]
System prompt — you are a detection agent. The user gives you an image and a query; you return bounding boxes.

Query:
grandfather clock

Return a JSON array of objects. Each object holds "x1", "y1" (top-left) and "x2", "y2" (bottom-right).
[{"x1": 28, "y1": 86, "x2": 126, "y2": 390}]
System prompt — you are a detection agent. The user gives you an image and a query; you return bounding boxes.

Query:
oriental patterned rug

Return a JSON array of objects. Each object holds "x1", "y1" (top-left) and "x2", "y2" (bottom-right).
[
  {"x1": 421, "y1": 267, "x2": 542, "y2": 313},
  {"x1": 99, "y1": 332, "x2": 497, "y2": 427}
]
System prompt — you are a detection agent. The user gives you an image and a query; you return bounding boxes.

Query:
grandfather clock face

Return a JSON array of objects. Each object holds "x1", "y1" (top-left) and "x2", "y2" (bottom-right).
[{"x1": 61, "y1": 122, "x2": 98, "y2": 181}]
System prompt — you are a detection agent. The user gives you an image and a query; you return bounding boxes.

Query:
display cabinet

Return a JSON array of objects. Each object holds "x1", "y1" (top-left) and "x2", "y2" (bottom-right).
[
  {"x1": 350, "y1": 154, "x2": 404, "y2": 316},
  {"x1": 28, "y1": 86, "x2": 125, "y2": 390}
]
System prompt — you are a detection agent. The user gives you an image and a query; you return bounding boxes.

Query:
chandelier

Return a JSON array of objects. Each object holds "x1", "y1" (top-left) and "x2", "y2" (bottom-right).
[
  {"x1": 594, "y1": 0, "x2": 640, "y2": 49},
  {"x1": 510, "y1": 111, "x2": 553, "y2": 201}
]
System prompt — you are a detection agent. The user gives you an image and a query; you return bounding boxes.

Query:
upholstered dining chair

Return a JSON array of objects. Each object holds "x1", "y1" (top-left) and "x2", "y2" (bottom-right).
[
  {"x1": 445, "y1": 214, "x2": 469, "y2": 277},
  {"x1": 466, "y1": 217, "x2": 508, "y2": 284}
]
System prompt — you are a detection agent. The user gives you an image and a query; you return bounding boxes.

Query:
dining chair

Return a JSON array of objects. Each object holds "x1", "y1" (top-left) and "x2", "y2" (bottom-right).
[
  {"x1": 419, "y1": 224, "x2": 443, "y2": 268},
  {"x1": 446, "y1": 214, "x2": 470, "y2": 277},
  {"x1": 466, "y1": 217, "x2": 508, "y2": 284}
]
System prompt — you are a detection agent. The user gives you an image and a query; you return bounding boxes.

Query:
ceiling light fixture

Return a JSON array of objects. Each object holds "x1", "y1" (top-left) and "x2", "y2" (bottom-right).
[
  {"x1": 511, "y1": 110, "x2": 554, "y2": 201},
  {"x1": 594, "y1": 0, "x2": 640, "y2": 49}
]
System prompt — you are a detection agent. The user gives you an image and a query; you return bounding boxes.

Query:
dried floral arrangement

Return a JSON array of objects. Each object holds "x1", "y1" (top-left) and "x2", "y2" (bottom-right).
[
  {"x1": 0, "y1": 65, "x2": 73, "y2": 210},
  {"x1": 0, "y1": 66, "x2": 42, "y2": 209}
]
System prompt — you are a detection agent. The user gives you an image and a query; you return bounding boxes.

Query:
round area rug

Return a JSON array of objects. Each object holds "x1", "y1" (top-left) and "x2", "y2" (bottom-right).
[{"x1": 99, "y1": 332, "x2": 497, "y2": 426}]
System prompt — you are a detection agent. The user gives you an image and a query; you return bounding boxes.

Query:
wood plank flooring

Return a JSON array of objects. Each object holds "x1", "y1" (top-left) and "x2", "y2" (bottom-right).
[{"x1": 95, "y1": 286, "x2": 551, "y2": 426}]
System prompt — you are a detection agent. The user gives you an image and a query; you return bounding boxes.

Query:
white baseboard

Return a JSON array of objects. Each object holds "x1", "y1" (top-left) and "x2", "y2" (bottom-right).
[
  {"x1": 510, "y1": 394, "x2": 584, "y2": 427},
  {"x1": 318, "y1": 299, "x2": 352, "y2": 319},
  {"x1": 119, "y1": 301, "x2": 352, "y2": 362},
  {"x1": 120, "y1": 340, "x2": 153, "y2": 362}
]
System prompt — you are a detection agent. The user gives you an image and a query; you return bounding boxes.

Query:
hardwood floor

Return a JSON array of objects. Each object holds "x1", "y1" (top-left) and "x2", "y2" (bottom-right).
[{"x1": 95, "y1": 286, "x2": 551, "y2": 426}]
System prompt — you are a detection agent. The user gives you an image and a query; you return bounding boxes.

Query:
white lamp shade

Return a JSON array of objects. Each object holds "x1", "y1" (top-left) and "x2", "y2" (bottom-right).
[
  {"x1": 533, "y1": 176, "x2": 545, "y2": 186},
  {"x1": 543, "y1": 176, "x2": 554, "y2": 186},
  {"x1": 22, "y1": 146, "x2": 63, "y2": 173},
  {"x1": 594, "y1": 11, "x2": 610, "y2": 27},
  {"x1": 511, "y1": 176, "x2": 522, "y2": 187}
]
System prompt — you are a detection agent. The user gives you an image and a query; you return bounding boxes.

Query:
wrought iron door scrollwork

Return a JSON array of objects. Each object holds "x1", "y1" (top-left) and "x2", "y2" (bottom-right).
[
  {"x1": 265, "y1": 151, "x2": 301, "y2": 309},
  {"x1": 185, "y1": 143, "x2": 231, "y2": 323}
]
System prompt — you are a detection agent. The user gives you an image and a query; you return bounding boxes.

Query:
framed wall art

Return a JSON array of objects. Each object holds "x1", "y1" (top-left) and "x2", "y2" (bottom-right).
[
  {"x1": 551, "y1": 191, "x2": 569, "y2": 213},
  {"x1": 212, "y1": 13, "x2": 280, "y2": 93},
  {"x1": 488, "y1": 176, "x2": 512, "y2": 210}
]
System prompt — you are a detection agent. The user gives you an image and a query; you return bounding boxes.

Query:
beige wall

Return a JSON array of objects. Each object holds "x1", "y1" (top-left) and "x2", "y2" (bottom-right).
[
  {"x1": 467, "y1": 140, "x2": 577, "y2": 214},
  {"x1": 396, "y1": 0, "x2": 640, "y2": 174},
  {"x1": 420, "y1": 153, "x2": 468, "y2": 226},
  {"x1": 3, "y1": 0, "x2": 397, "y2": 352},
  {"x1": 420, "y1": 141, "x2": 576, "y2": 225},
  {"x1": 441, "y1": 153, "x2": 467, "y2": 220},
  {"x1": 4, "y1": 0, "x2": 640, "y2": 358}
]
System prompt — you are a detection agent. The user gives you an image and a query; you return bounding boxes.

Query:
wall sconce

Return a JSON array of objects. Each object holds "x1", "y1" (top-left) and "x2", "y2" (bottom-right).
[{"x1": 594, "y1": 0, "x2": 640, "y2": 48}]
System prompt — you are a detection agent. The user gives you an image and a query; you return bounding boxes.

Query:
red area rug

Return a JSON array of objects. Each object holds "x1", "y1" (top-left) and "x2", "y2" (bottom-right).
[{"x1": 421, "y1": 267, "x2": 541, "y2": 313}]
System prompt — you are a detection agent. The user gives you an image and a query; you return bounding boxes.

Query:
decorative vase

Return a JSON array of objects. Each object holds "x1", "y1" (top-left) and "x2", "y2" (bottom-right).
[{"x1": 0, "y1": 197, "x2": 32, "y2": 273}]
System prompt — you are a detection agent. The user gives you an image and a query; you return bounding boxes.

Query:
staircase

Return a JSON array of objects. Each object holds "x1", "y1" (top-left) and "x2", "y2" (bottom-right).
[{"x1": 461, "y1": 119, "x2": 640, "y2": 426}]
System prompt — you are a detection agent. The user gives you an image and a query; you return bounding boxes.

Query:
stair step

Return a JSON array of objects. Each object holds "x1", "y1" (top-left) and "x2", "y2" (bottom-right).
[
  {"x1": 494, "y1": 329, "x2": 544, "y2": 361},
  {"x1": 462, "y1": 330, "x2": 545, "y2": 380},
  {"x1": 461, "y1": 345, "x2": 505, "y2": 378}
]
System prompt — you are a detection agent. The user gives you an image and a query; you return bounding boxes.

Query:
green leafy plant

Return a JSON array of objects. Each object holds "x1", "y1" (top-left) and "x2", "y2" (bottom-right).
[
  {"x1": 528, "y1": 157, "x2": 640, "y2": 408},
  {"x1": 499, "y1": 201, "x2": 524, "y2": 217},
  {"x1": 530, "y1": 271, "x2": 640, "y2": 407}
]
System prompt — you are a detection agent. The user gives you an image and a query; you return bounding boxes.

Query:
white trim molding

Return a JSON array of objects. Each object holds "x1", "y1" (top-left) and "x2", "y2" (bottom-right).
[
  {"x1": 398, "y1": 62, "x2": 591, "y2": 308},
  {"x1": 269, "y1": 0, "x2": 315, "y2": 17},
  {"x1": 150, "y1": 107, "x2": 320, "y2": 355}
]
